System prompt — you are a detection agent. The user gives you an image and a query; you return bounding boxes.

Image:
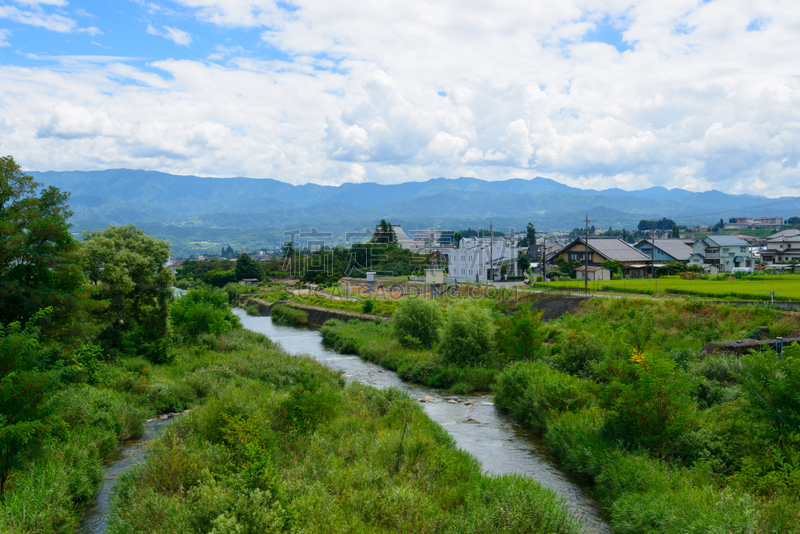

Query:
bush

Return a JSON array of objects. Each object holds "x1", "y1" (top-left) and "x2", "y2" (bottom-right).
[
  {"x1": 171, "y1": 288, "x2": 241, "y2": 340},
  {"x1": 392, "y1": 298, "x2": 443, "y2": 348},
  {"x1": 495, "y1": 361, "x2": 596, "y2": 433},
  {"x1": 362, "y1": 298, "x2": 375, "y2": 313},
  {"x1": 439, "y1": 301, "x2": 496, "y2": 367},
  {"x1": 552, "y1": 329, "x2": 605, "y2": 374},
  {"x1": 270, "y1": 304, "x2": 309, "y2": 326}
]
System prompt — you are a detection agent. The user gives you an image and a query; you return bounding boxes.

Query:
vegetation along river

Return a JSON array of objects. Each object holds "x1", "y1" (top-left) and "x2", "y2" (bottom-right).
[{"x1": 234, "y1": 308, "x2": 611, "y2": 534}]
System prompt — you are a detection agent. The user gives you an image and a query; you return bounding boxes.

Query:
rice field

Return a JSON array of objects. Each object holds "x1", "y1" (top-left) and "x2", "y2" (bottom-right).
[{"x1": 534, "y1": 274, "x2": 800, "y2": 301}]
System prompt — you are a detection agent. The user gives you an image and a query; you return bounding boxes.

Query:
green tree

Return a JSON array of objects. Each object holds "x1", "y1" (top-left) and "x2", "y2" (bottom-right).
[
  {"x1": 281, "y1": 241, "x2": 295, "y2": 258},
  {"x1": 0, "y1": 156, "x2": 96, "y2": 346},
  {"x1": 203, "y1": 268, "x2": 237, "y2": 287},
  {"x1": 171, "y1": 287, "x2": 241, "y2": 340},
  {"x1": 371, "y1": 219, "x2": 397, "y2": 244},
  {"x1": 671, "y1": 225, "x2": 680, "y2": 238},
  {"x1": 0, "y1": 309, "x2": 60, "y2": 493},
  {"x1": 440, "y1": 302, "x2": 496, "y2": 366},
  {"x1": 235, "y1": 253, "x2": 262, "y2": 282},
  {"x1": 453, "y1": 231, "x2": 463, "y2": 247},
  {"x1": 496, "y1": 306, "x2": 543, "y2": 363},
  {"x1": 392, "y1": 298, "x2": 443, "y2": 348},
  {"x1": 787, "y1": 216, "x2": 800, "y2": 225},
  {"x1": 517, "y1": 253, "x2": 531, "y2": 273},
  {"x1": 82, "y1": 224, "x2": 175, "y2": 360}
]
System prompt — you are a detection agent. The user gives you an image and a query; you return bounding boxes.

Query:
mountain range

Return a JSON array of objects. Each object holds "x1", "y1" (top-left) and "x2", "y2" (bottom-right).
[{"x1": 30, "y1": 168, "x2": 800, "y2": 256}]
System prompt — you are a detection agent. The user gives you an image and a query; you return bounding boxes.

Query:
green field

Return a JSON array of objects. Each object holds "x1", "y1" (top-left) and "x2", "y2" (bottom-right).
[{"x1": 534, "y1": 274, "x2": 800, "y2": 301}]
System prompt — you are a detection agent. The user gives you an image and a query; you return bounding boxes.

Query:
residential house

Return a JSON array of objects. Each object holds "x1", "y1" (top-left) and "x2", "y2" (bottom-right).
[
  {"x1": 548, "y1": 237, "x2": 651, "y2": 275},
  {"x1": 634, "y1": 239, "x2": 694, "y2": 263},
  {"x1": 442, "y1": 236, "x2": 520, "y2": 283},
  {"x1": 759, "y1": 228, "x2": 800, "y2": 265},
  {"x1": 688, "y1": 236, "x2": 755, "y2": 272}
]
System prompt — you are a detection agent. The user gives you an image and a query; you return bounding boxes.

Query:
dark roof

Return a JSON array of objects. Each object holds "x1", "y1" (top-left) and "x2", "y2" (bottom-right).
[
  {"x1": 635, "y1": 239, "x2": 693, "y2": 261},
  {"x1": 554, "y1": 237, "x2": 650, "y2": 262}
]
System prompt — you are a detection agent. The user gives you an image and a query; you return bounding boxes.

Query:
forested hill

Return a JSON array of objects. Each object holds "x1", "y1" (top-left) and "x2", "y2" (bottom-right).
[{"x1": 30, "y1": 168, "x2": 800, "y2": 256}]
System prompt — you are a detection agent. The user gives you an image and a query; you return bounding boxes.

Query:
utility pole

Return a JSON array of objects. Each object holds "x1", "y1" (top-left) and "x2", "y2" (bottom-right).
[
  {"x1": 584, "y1": 213, "x2": 595, "y2": 295},
  {"x1": 542, "y1": 234, "x2": 546, "y2": 283},
  {"x1": 488, "y1": 220, "x2": 493, "y2": 284}
]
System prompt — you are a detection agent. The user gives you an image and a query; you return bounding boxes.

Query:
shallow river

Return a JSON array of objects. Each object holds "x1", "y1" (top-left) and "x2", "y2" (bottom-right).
[{"x1": 234, "y1": 309, "x2": 611, "y2": 534}]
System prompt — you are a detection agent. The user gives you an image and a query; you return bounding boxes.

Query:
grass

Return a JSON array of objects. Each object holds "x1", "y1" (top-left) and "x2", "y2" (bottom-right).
[
  {"x1": 320, "y1": 319, "x2": 499, "y2": 393},
  {"x1": 533, "y1": 274, "x2": 800, "y2": 301},
  {"x1": 103, "y1": 328, "x2": 585, "y2": 534},
  {"x1": 492, "y1": 296, "x2": 800, "y2": 533}
]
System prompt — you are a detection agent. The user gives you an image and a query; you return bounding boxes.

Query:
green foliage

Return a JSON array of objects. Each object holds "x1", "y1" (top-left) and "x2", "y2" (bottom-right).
[
  {"x1": 391, "y1": 298, "x2": 443, "y2": 348},
  {"x1": 171, "y1": 288, "x2": 241, "y2": 341},
  {"x1": 496, "y1": 306, "x2": 543, "y2": 363},
  {"x1": 0, "y1": 309, "x2": 59, "y2": 493},
  {"x1": 203, "y1": 268, "x2": 236, "y2": 287},
  {"x1": 737, "y1": 347, "x2": 800, "y2": 441},
  {"x1": 439, "y1": 301, "x2": 496, "y2": 367},
  {"x1": 270, "y1": 304, "x2": 309, "y2": 326},
  {"x1": 495, "y1": 361, "x2": 596, "y2": 433},
  {"x1": 596, "y1": 351, "x2": 696, "y2": 451},
  {"x1": 0, "y1": 156, "x2": 97, "y2": 346},
  {"x1": 361, "y1": 298, "x2": 375, "y2": 313},
  {"x1": 82, "y1": 224, "x2": 175, "y2": 360},
  {"x1": 552, "y1": 329, "x2": 605, "y2": 374},
  {"x1": 234, "y1": 253, "x2": 262, "y2": 282},
  {"x1": 280, "y1": 374, "x2": 341, "y2": 435}
]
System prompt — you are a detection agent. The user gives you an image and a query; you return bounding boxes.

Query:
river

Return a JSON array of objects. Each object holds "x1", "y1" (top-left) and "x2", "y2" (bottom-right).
[{"x1": 234, "y1": 309, "x2": 611, "y2": 534}]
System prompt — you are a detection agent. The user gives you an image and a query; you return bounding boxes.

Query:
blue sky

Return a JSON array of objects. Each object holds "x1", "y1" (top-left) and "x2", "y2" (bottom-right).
[{"x1": 0, "y1": 0, "x2": 798, "y2": 197}]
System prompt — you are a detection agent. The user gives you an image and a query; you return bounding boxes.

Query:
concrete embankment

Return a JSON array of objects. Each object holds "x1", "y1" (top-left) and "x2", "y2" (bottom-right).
[
  {"x1": 702, "y1": 336, "x2": 800, "y2": 355},
  {"x1": 240, "y1": 297, "x2": 383, "y2": 326}
]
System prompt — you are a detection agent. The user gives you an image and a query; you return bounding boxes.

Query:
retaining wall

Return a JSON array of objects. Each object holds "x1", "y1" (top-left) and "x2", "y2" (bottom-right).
[
  {"x1": 702, "y1": 336, "x2": 800, "y2": 355},
  {"x1": 240, "y1": 297, "x2": 380, "y2": 326}
]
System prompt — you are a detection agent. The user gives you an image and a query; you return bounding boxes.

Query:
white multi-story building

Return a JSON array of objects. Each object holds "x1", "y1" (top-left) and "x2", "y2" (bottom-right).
[{"x1": 441, "y1": 237, "x2": 520, "y2": 283}]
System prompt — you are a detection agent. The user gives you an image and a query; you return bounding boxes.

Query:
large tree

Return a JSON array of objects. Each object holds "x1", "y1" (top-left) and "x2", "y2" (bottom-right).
[
  {"x1": 82, "y1": 224, "x2": 174, "y2": 361},
  {"x1": 235, "y1": 253, "x2": 262, "y2": 281},
  {"x1": 371, "y1": 219, "x2": 397, "y2": 244},
  {"x1": 0, "y1": 156, "x2": 96, "y2": 345}
]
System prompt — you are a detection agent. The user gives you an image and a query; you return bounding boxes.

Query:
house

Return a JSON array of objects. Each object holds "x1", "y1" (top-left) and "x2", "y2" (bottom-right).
[
  {"x1": 548, "y1": 237, "x2": 651, "y2": 275},
  {"x1": 575, "y1": 266, "x2": 612, "y2": 281},
  {"x1": 239, "y1": 279, "x2": 259, "y2": 286},
  {"x1": 688, "y1": 236, "x2": 755, "y2": 272},
  {"x1": 634, "y1": 239, "x2": 694, "y2": 263},
  {"x1": 442, "y1": 236, "x2": 520, "y2": 283},
  {"x1": 759, "y1": 229, "x2": 800, "y2": 265}
]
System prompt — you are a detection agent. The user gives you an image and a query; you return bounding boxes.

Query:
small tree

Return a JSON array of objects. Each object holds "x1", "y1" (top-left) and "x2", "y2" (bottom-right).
[
  {"x1": 518, "y1": 253, "x2": 531, "y2": 273},
  {"x1": 439, "y1": 302, "x2": 496, "y2": 366},
  {"x1": 0, "y1": 309, "x2": 59, "y2": 493},
  {"x1": 496, "y1": 305, "x2": 543, "y2": 363},
  {"x1": 392, "y1": 298, "x2": 443, "y2": 348},
  {"x1": 170, "y1": 287, "x2": 241, "y2": 340},
  {"x1": 235, "y1": 253, "x2": 262, "y2": 281}
]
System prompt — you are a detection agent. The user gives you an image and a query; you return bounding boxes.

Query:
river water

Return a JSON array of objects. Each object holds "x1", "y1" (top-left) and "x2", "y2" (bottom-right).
[
  {"x1": 234, "y1": 309, "x2": 611, "y2": 534},
  {"x1": 75, "y1": 418, "x2": 173, "y2": 534}
]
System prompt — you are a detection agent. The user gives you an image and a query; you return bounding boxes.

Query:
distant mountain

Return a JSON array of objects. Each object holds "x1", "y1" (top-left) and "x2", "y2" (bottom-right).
[{"x1": 29, "y1": 169, "x2": 800, "y2": 256}]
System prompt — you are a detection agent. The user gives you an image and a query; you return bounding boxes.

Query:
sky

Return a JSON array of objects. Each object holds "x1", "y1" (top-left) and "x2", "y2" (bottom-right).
[{"x1": 0, "y1": 0, "x2": 798, "y2": 197}]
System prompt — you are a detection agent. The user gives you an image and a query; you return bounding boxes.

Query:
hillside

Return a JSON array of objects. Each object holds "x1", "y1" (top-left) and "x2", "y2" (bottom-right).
[{"x1": 30, "y1": 169, "x2": 800, "y2": 256}]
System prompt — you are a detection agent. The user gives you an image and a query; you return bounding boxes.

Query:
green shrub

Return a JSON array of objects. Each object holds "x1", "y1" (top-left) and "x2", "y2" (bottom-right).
[
  {"x1": 171, "y1": 288, "x2": 241, "y2": 340},
  {"x1": 496, "y1": 306, "x2": 544, "y2": 363},
  {"x1": 597, "y1": 352, "x2": 696, "y2": 451},
  {"x1": 362, "y1": 298, "x2": 375, "y2": 313},
  {"x1": 552, "y1": 329, "x2": 605, "y2": 374},
  {"x1": 439, "y1": 301, "x2": 496, "y2": 367},
  {"x1": 392, "y1": 298, "x2": 443, "y2": 348},
  {"x1": 495, "y1": 361, "x2": 595, "y2": 433},
  {"x1": 271, "y1": 304, "x2": 309, "y2": 326},
  {"x1": 245, "y1": 304, "x2": 260, "y2": 316}
]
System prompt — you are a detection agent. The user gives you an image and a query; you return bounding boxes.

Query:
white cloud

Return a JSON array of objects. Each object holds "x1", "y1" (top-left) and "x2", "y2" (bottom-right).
[
  {"x1": 0, "y1": 4, "x2": 75, "y2": 32},
  {"x1": 146, "y1": 24, "x2": 192, "y2": 47},
  {"x1": 1, "y1": 0, "x2": 799, "y2": 198},
  {"x1": 0, "y1": 29, "x2": 10, "y2": 46},
  {"x1": 77, "y1": 26, "x2": 102, "y2": 36}
]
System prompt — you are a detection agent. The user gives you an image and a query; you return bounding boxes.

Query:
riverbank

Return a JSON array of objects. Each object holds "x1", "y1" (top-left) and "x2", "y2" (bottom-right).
[
  {"x1": 319, "y1": 296, "x2": 800, "y2": 533},
  {"x1": 104, "y1": 326, "x2": 586, "y2": 533}
]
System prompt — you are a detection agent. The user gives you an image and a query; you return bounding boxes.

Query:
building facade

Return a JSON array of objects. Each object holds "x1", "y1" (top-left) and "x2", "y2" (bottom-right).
[
  {"x1": 760, "y1": 229, "x2": 800, "y2": 265},
  {"x1": 688, "y1": 236, "x2": 755, "y2": 272},
  {"x1": 443, "y1": 237, "x2": 520, "y2": 283}
]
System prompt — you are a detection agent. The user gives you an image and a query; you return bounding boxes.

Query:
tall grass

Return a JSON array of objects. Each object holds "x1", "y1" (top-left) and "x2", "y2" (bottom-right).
[
  {"x1": 320, "y1": 319, "x2": 499, "y2": 393},
  {"x1": 103, "y1": 329, "x2": 585, "y2": 534}
]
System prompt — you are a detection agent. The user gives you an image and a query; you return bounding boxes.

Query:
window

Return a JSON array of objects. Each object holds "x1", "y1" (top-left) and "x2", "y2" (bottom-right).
[{"x1": 568, "y1": 252, "x2": 591, "y2": 262}]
